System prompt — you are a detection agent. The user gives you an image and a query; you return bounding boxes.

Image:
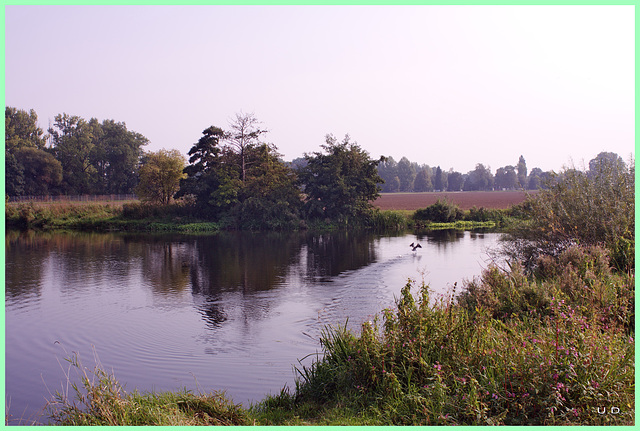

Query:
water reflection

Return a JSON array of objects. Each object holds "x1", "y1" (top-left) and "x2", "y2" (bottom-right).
[{"x1": 5, "y1": 228, "x2": 500, "y2": 423}]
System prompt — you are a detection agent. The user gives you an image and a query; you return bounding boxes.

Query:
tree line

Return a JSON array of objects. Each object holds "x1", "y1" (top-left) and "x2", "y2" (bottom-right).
[
  {"x1": 374, "y1": 155, "x2": 551, "y2": 193},
  {"x1": 5, "y1": 106, "x2": 630, "y2": 229},
  {"x1": 6, "y1": 107, "x2": 147, "y2": 197}
]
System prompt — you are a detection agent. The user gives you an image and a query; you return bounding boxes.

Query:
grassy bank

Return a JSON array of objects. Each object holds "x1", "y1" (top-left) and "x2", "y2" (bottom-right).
[
  {"x1": 5, "y1": 200, "x2": 515, "y2": 233},
  {"x1": 35, "y1": 243, "x2": 633, "y2": 426},
  {"x1": 4, "y1": 201, "x2": 221, "y2": 233}
]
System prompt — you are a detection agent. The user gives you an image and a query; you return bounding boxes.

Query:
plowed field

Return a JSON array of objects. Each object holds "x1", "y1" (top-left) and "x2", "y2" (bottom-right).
[{"x1": 372, "y1": 191, "x2": 534, "y2": 211}]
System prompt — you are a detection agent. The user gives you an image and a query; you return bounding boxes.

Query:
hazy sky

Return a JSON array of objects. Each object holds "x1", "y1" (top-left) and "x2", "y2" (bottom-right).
[{"x1": 5, "y1": 5, "x2": 635, "y2": 173}]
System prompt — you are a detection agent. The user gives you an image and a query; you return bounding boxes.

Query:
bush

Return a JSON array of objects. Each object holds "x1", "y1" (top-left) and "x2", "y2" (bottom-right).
[
  {"x1": 294, "y1": 277, "x2": 634, "y2": 425},
  {"x1": 502, "y1": 162, "x2": 634, "y2": 272},
  {"x1": 413, "y1": 199, "x2": 463, "y2": 223}
]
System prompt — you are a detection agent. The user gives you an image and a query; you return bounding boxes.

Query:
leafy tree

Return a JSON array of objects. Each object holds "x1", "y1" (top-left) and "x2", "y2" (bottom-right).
[
  {"x1": 92, "y1": 119, "x2": 148, "y2": 194},
  {"x1": 517, "y1": 155, "x2": 527, "y2": 189},
  {"x1": 179, "y1": 123, "x2": 302, "y2": 229},
  {"x1": 588, "y1": 152, "x2": 626, "y2": 178},
  {"x1": 464, "y1": 164, "x2": 494, "y2": 191},
  {"x1": 135, "y1": 149, "x2": 186, "y2": 204},
  {"x1": 433, "y1": 166, "x2": 444, "y2": 191},
  {"x1": 396, "y1": 157, "x2": 415, "y2": 192},
  {"x1": 48, "y1": 114, "x2": 100, "y2": 194},
  {"x1": 13, "y1": 147, "x2": 63, "y2": 196},
  {"x1": 413, "y1": 168, "x2": 432, "y2": 192},
  {"x1": 5, "y1": 106, "x2": 47, "y2": 151},
  {"x1": 300, "y1": 134, "x2": 383, "y2": 224},
  {"x1": 494, "y1": 165, "x2": 518, "y2": 190},
  {"x1": 377, "y1": 156, "x2": 399, "y2": 192},
  {"x1": 446, "y1": 170, "x2": 464, "y2": 191},
  {"x1": 527, "y1": 167, "x2": 543, "y2": 190},
  {"x1": 233, "y1": 143, "x2": 302, "y2": 230},
  {"x1": 5, "y1": 150, "x2": 25, "y2": 196}
]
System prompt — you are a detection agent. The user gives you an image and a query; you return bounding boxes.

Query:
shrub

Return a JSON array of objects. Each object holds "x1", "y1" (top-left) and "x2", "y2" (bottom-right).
[
  {"x1": 413, "y1": 199, "x2": 463, "y2": 223},
  {"x1": 502, "y1": 162, "x2": 634, "y2": 272}
]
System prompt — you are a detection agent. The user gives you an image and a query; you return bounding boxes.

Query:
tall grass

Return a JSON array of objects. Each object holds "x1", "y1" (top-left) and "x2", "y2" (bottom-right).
[
  {"x1": 44, "y1": 350, "x2": 249, "y2": 426},
  {"x1": 291, "y1": 246, "x2": 634, "y2": 425}
]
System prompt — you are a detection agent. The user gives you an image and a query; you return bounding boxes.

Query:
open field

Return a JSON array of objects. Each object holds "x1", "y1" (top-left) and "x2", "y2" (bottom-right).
[{"x1": 372, "y1": 191, "x2": 534, "y2": 211}]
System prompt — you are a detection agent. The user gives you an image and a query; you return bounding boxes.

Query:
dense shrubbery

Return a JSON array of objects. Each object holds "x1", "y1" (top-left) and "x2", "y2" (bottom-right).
[
  {"x1": 502, "y1": 159, "x2": 634, "y2": 272},
  {"x1": 284, "y1": 256, "x2": 634, "y2": 425}
]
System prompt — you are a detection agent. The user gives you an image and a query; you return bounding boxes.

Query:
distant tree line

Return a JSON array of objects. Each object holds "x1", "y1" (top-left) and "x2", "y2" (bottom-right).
[
  {"x1": 374, "y1": 155, "x2": 555, "y2": 193},
  {"x1": 6, "y1": 106, "x2": 629, "y2": 230}
]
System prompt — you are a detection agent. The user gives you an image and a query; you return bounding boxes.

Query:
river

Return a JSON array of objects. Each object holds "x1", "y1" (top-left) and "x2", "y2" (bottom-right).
[{"x1": 5, "y1": 229, "x2": 500, "y2": 425}]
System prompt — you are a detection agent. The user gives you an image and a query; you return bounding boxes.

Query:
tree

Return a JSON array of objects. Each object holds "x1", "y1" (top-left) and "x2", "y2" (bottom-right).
[
  {"x1": 5, "y1": 106, "x2": 47, "y2": 151},
  {"x1": 300, "y1": 134, "x2": 383, "y2": 224},
  {"x1": 434, "y1": 166, "x2": 444, "y2": 191},
  {"x1": 48, "y1": 113, "x2": 99, "y2": 194},
  {"x1": 224, "y1": 112, "x2": 267, "y2": 183},
  {"x1": 14, "y1": 147, "x2": 63, "y2": 196},
  {"x1": 527, "y1": 167, "x2": 543, "y2": 190},
  {"x1": 494, "y1": 165, "x2": 518, "y2": 190},
  {"x1": 397, "y1": 157, "x2": 415, "y2": 192},
  {"x1": 588, "y1": 152, "x2": 626, "y2": 178},
  {"x1": 135, "y1": 149, "x2": 186, "y2": 204},
  {"x1": 447, "y1": 170, "x2": 464, "y2": 191},
  {"x1": 177, "y1": 126, "x2": 225, "y2": 210},
  {"x1": 517, "y1": 155, "x2": 527, "y2": 189},
  {"x1": 178, "y1": 124, "x2": 302, "y2": 228},
  {"x1": 464, "y1": 164, "x2": 494, "y2": 191},
  {"x1": 233, "y1": 143, "x2": 302, "y2": 229},
  {"x1": 413, "y1": 168, "x2": 432, "y2": 192},
  {"x1": 5, "y1": 150, "x2": 25, "y2": 197},
  {"x1": 377, "y1": 156, "x2": 399, "y2": 192},
  {"x1": 92, "y1": 119, "x2": 148, "y2": 194}
]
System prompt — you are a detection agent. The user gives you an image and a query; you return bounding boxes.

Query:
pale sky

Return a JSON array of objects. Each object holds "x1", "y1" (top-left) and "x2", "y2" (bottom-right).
[{"x1": 4, "y1": 5, "x2": 635, "y2": 174}]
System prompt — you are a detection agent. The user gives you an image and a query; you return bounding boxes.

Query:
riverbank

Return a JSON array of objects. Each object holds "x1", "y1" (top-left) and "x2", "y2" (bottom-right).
[
  {"x1": 39, "y1": 244, "x2": 633, "y2": 426},
  {"x1": 4, "y1": 200, "x2": 515, "y2": 233}
]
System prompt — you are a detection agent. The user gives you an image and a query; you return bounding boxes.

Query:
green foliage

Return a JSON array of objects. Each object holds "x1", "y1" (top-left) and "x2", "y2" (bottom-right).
[
  {"x1": 503, "y1": 159, "x2": 635, "y2": 272},
  {"x1": 135, "y1": 149, "x2": 186, "y2": 204},
  {"x1": 294, "y1": 270, "x2": 634, "y2": 425},
  {"x1": 413, "y1": 199, "x2": 463, "y2": 223},
  {"x1": 299, "y1": 134, "x2": 383, "y2": 225},
  {"x1": 5, "y1": 106, "x2": 47, "y2": 151},
  {"x1": 178, "y1": 120, "x2": 302, "y2": 230},
  {"x1": 12, "y1": 147, "x2": 63, "y2": 196}
]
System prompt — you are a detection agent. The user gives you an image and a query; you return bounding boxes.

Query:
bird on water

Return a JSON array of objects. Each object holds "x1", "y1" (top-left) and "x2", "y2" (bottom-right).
[{"x1": 409, "y1": 242, "x2": 422, "y2": 251}]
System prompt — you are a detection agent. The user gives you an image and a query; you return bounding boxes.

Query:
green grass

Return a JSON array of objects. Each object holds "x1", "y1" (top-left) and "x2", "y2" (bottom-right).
[{"x1": 5, "y1": 202, "x2": 221, "y2": 233}]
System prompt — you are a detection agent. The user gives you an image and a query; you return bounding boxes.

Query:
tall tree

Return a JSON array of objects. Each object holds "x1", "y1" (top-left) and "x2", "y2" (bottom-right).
[
  {"x1": 5, "y1": 106, "x2": 47, "y2": 151},
  {"x1": 494, "y1": 165, "x2": 518, "y2": 190},
  {"x1": 413, "y1": 168, "x2": 432, "y2": 192},
  {"x1": 397, "y1": 156, "x2": 415, "y2": 192},
  {"x1": 92, "y1": 119, "x2": 148, "y2": 194},
  {"x1": 135, "y1": 149, "x2": 186, "y2": 204},
  {"x1": 48, "y1": 113, "x2": 99, "y2": 194},
  {"x1": 224, "y1": 112, "x2": 267, "y2": 183},
  {"x1": 447, "y1": 170, "x2": 464, "y2": 191},
  {"x1": 464, "y1": 164, "x2": 494, "y2": 191},
  {"x1": 434, "y1": 166, "x2": 444, "y2": 191},
  {"x1": 377, "y1": 156, "x2": 399, "y2": 192},
  {"x1": 517, "y1": 155, "x2": 527, "y2": 189},
  {"x1": 300, "y1": 134, "x2": 383, "y2": 224}
]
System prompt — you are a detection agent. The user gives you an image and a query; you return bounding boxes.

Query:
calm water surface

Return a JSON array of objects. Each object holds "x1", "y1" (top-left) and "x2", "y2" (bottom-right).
[{"x1": 5, "y1": 229, "x2": 500, "y2": 424}]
